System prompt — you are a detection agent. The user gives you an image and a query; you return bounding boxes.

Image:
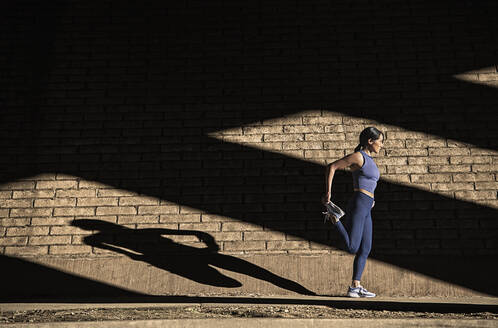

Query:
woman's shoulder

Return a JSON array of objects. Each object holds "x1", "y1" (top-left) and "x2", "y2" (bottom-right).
[
  {"x1": 348, "y1": 151, "x2": 363, "y2": 159},
  {"x1": 348, "y1": 151, "x2": 365, "y2": 169}
]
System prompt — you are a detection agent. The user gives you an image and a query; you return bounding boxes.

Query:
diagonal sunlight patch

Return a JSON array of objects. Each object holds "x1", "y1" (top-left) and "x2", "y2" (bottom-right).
[
  {"x1": 453, "y1": 66, "x2": 498, "y2": 88},
  {"x1": 208, "y1": 110, "x2": 498, "y2": 209}
]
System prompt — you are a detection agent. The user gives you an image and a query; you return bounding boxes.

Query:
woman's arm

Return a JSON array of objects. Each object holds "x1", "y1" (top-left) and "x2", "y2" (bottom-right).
[{"x1": 322, "y1": 152, "x2": 363, "y2": 204}]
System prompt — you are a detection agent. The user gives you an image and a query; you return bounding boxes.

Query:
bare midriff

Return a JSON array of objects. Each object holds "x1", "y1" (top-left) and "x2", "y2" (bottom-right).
[{"x1": 354, "y1": 188, "x2": 374, "y2": 199}]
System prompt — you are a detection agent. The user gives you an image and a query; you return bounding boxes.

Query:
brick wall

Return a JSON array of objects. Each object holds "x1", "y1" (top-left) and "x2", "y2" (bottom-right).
[{"x1": 1, "y1": 1, "x2": 497, "y2": 262}]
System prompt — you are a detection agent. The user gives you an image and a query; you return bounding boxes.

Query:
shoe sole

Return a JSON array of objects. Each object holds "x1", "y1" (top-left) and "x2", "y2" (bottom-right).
[{"x1": 347, "y1": 292, "x2": 376, "y2": 298}]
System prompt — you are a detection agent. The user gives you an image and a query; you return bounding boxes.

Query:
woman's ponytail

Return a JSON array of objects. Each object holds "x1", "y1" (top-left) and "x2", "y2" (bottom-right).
[{"x1": 354, "y1": 144, "x2": 362, "y2": 152}]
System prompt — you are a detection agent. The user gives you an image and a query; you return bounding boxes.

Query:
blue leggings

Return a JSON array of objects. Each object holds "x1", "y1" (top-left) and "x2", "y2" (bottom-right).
[{"x1": 335, "y1": 191, "x2": 373, "y2": 281}]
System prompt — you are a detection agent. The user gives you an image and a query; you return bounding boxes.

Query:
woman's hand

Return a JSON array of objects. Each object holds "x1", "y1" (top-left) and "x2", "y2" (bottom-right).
[{"x1": 321, "y1": 192, "x2": 331, "y2": 205}]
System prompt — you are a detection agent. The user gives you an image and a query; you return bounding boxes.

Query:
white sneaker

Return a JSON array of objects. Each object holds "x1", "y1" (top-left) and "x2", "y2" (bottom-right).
[
  {"x1": 347, "y1": 286, "x2": 376, "y2": 298},
  {"x1": 323, "y1": 201, "x2": 345, "y2": 224}
]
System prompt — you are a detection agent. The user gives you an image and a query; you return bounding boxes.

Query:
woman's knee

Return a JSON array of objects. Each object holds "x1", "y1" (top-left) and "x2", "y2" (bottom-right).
[
  {"x1": 347, "y1": 243, "x2": 372, "y2": 256},
  {"x1": 346, "y1": 243, "x2": 360, "y2": 254}
]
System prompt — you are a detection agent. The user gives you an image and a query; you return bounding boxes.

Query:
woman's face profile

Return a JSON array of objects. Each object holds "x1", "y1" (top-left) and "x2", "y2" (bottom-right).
[{"x1": 368, "y1": 134, "x2": 384, "y2": 154}]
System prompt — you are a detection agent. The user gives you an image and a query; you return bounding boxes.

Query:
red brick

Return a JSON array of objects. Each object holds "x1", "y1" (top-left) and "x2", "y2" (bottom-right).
[
  {"x1": 450, "y1": 156, "x2": 492, "y2": 164},
  {"x1": 13, "y1": 190, "x2": 55, "y2": 198},
  {"x1": 0, "y1": 236, "x2": 28, "y2": 246},
  {"x1": 0, "y1": 199, "x2": 32, "y2": 208},
  {"x1": 0, "y1": 191, "x2": 12, "y2": 198},
  {"x1": 210, "y1": 232, "x2": 242, "y2": 242},
  {"x1": 222, "y1": 222, "x2": 263, "y2": 231},
  {"x1": 201, "y1": 214, "x2": 237, "y2": 222},
  {"x1": 36, "y1": 181, "x2": 78, "y2": 189},
  {"x1": 282, "y1": 142, "x2": 322, "y2": 150},
  {"x1": 166, "y1": 234, "x2": 199, "y2": 243},
  {"x1": 96, "y1": 206, "x2": 136, "y2": 215},
  {"x1": 10, "y1": 208, "x2": 52, "y2": 217},
  {"x1": 383, "y1": 140, "x2": 405, "y2": 148},
  {"x1": 411, "y1": 174, "x2": 452, "y2": 183},
  {"x1": 267, "y1": 240, "x2": 309, "y2": 250},
  {"x1": 118, "y1": 215, "x2": 159, "y2": 224},
  {"x1": 0, "y1": 182, "x2": 35, "y2": 190},
  {"x1": 244, "y1": 126, "x2": 283, "y2": 134},
  {"x1": 138, "y1": 206, "x2": 179, "y2": 215},
  {"x1": 386, "y1": 149, "x2": 428, "y2": 156},
  {"x1": 244, "y1": 231, "x2": 286, "y2": 241},
  {"x1": 406, "y1": 139, "x2": 446, "y2": 148},
  {"x1": 31, "y1": 217, "x2": 74, "y2": 226},
  {"x1": 429, "y1": 165, "x2": 471, "y2": 173},
  {"x1": 323, "y1": 141, "x2": 357, "y2": 150},
  {"x1": 376, "y1": 157, "x2": 407, "y2": 165},
  {"x1": 0, "y1": 218, "x2": 31, "y2": 227},
  {"x1": 408, "y1": 157, "x2": 448, "y2": 165},
  {"x1": 455, "y1": 191, "x2": 496, "y2": 200},
  {"x1": 79, "y1": 181, "x2": 113, "y2": 189},
  {"x1": 475, "y1": 182, "x2": 498, "y2": 190},
  {"x1": 29, "y1": 235, "x2": 72, "y2": 245},
  {"x1": 54, "y1": 207, "x2": 95, "y2": 216},
  {"x1": 223, "y1": 241, "x2": 266, "y2": 251},
  {"x1": 6, "y1": 226, "x2": 50, "y2": 236},
  {"x1": 50, "y1": 226, "x2": 92, "y2": 235},
  {"x1": 97, "y1": 189, "x2": 138, "y2": 197},
  {"x1": 284, "y1": 125, "x2": 324, "y2": 133},
  {"x1": 180, "y1": 206, "x2": 204, "y2": 214},
  {"x1": 5, "y1": 246, "x2": 48, "y2": 256},
  {"x1": 136, "y1": 223, "x2": 178, "y2": 229},
  {"x1": 431, "y1": 183, "x2": 474, "y2": 191},
  {"x1": 222, "y1": 135, "x2": 263, "y2": 143},
  {"x1": 428, "y1": 148, "x2": 470, "y2": 156},
  {"x1": 34, "y1": 198, "x2": 76, "y2": 207},
  {"x1": 387, "y1": 131, "x2": 428, "y2": 139},
  {"x1": 388, "y1": 165, "x2": 427, "y2": 174},
  {"x1": 304, "y1": 150, "x2": 345, "y2": 158},
  {"x1": 470, "y1": 148, "x2": 498, "y2": 156},
  {"x1": 263, "y1": 134, "x2": 304, "y2": 142},
  {"x1": 303, "y1": 116, "x2": 342, "y2": 125},
  {"x1": 119, "y1": 197, "x2": 159, "y2": 206},
  {"x1": 453, "y1": 173, "x2": 494, "y2": 182},
  {"x1": 160, "y1": 214, "x2": 201, "y2": 223},
  {"x1": 179, "y1": 223, "x2": 220, "y2": 231},
  {"x1": 56, "y1": 189, "x2": 96, "y2": 198},
  {"x1": 472, "y1": 164, "x2": 498, "y2": 172},
  {"x1": 77, "y1": 216, "x2": 117, "y2": 223},
  {"x1": 77, "y1": 198, "x2": 118, "y2": 206},
  {"x1": 305, "y1": 133, "x2": 345, "y2": 141}
]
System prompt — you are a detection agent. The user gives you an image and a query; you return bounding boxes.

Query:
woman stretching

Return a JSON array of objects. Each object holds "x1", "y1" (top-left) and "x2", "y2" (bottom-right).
[{"x1": 322, "y1": 127, "x2": 384, "y2": 298}]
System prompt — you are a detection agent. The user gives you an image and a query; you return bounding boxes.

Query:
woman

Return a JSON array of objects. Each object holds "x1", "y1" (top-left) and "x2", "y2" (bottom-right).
[{"x1": 322, "y1": 126, "x2": 384, "y2": 298}]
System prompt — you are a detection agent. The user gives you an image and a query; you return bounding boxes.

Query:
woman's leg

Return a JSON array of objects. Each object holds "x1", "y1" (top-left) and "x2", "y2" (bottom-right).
[
  {"x1": 352, "y1": 210, "x2": 372, "y2": 282},
  {"x1": 334, "y1": 193, "x2": 372, "y2": 254}
]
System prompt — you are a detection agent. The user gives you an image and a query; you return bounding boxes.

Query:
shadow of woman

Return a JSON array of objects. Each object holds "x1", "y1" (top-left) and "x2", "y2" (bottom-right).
[{"x1": 71, "y1": 219, "x2": 315, "y2": 295}]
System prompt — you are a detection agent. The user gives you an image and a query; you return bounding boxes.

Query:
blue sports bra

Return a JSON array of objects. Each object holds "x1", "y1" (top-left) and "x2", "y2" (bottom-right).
[{"x1": 352, "y1": 150, "x2": 380, "y2": 194}]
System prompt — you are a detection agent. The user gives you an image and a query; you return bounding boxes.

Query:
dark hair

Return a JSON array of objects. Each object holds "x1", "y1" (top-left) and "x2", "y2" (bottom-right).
[{"x1": 354, "y1": 127, "x2": 384, "y2": 152}]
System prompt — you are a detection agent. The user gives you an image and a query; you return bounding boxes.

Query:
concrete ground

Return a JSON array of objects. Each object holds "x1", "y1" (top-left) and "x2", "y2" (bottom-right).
[
  {"x1": 1, "y1": 296, "x2": 497, "y2": 328},
  {"x1": 1, "y1": 318, "x2": 497, "y2": 328},
  {"x1": 2, "y1": 295, "x2": 498, "y2": 312}
]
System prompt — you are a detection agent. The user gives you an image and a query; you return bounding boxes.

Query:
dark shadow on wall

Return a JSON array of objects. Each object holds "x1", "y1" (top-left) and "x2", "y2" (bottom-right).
[
  {"x1": 0, "y1": 254, "x2": 145, "y2": 299},
  {"x1": 71, "y1": 219, "x2": 315, "y2": 295},
  {"x1": 1, "y1": 0, "x2": 497, "y2": 296}
]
